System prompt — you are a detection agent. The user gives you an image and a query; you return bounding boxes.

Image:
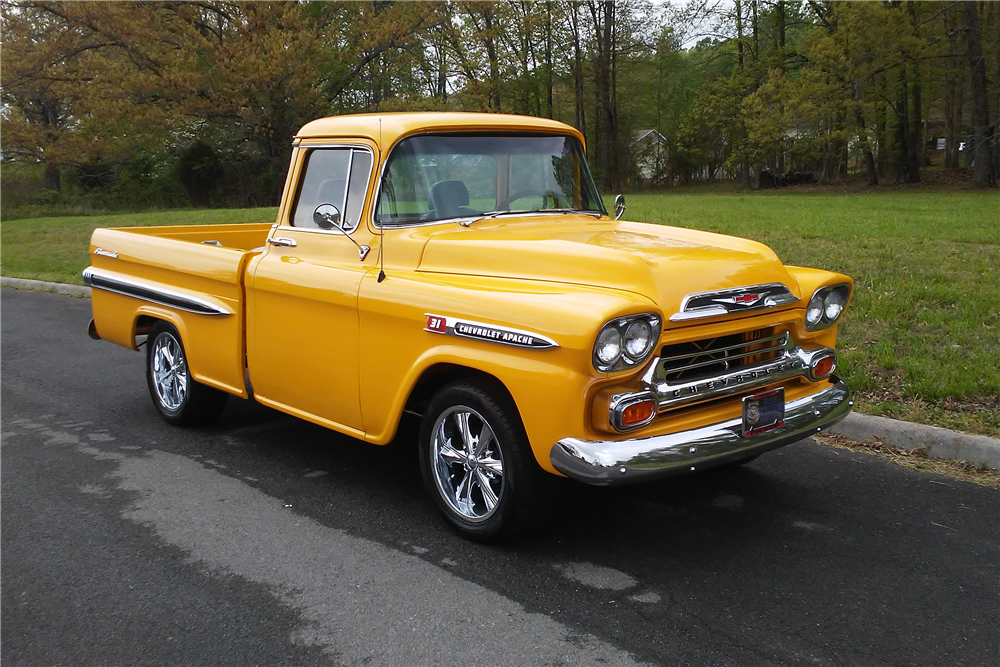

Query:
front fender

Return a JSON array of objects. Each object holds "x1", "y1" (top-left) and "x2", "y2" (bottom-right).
[
  {"x1": 784, "y1": 267, "x2": 854, "y2": 349},
  {"x1": 357, "y1": 270, "x2": 652, "y2": 472}
]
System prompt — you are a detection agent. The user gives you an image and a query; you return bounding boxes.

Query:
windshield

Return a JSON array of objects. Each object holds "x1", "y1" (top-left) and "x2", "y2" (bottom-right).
[{"x1": 375, "y1": 134, "x2": 605, "y2": 226}]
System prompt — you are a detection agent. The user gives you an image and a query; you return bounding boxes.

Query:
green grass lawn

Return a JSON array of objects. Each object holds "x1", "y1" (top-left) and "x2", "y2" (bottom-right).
[
  {"x1": 3, "y1": 191, "x2": 998, "y2": 437},
  {"x1": 1, "y1": 208, "x2": 279, "y2": 285},
  {"x1": 612, "y1": 190, "x2": 1000, "y2": 438}
]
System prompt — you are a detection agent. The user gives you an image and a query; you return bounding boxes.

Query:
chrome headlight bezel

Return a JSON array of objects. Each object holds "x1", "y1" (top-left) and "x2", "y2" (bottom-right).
[
  {"x1": 804, "y1": 284, "x2": 851, "y2": 331},
  {"x1": 593, "y1": 313, "x2": 662, "y2": 373}
]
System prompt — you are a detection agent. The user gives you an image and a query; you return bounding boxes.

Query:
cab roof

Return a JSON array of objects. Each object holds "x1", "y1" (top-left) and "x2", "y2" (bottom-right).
[{"x1": 295, "y1": 112, "x2": 586, "y2": 150}]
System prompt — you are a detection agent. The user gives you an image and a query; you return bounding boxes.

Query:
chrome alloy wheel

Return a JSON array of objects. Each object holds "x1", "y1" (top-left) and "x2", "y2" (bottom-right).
[
  {"x1": 151, "y1": 332, "x2": 188, "y2": 412},
  {"x1": 430, "y1": 406, "x2": 505, "y2": 522}
]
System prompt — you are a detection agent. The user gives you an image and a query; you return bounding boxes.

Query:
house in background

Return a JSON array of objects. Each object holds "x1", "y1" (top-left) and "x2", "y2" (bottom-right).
[{"x1": 633, "y1": 129, "x2": 668, "y2": 183}]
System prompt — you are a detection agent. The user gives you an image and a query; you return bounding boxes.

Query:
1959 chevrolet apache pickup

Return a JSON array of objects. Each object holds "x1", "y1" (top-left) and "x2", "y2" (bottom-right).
[{"x1": 86, "y1": 112, "x2": 853, "y2": 540}]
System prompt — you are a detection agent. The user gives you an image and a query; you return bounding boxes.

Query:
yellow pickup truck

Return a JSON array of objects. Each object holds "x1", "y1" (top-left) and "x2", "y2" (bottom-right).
[{"x1": 86, "y1": 112, "x2": 853, "y2": 540}]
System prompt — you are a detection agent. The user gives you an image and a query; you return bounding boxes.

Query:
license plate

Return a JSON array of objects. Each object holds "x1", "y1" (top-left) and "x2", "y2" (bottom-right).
[{"x1": 742, "y1": 387, "x2": 785, "y2": 437}]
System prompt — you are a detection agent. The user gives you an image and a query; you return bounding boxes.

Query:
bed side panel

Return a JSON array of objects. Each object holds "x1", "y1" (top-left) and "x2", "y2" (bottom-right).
[{"x1": 88, "y1": 228, "x2": 254, "y2": 397}]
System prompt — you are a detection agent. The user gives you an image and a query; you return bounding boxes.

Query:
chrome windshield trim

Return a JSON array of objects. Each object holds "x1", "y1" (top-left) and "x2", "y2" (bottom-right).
[
  {"x1": 669, "y1": 283, "x2": 799, "y2": 322},
  {"x1": 82, "y1": 267, "x2": 233, "y2": 317},
  {"x1": 551, "y1": 377, "x2": 852, "y2": 486}
]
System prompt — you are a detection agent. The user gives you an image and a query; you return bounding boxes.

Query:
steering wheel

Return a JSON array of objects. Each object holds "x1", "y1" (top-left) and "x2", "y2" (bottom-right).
[{"x1": 506, "y1": 189, "x2": 561, "y2": 210}]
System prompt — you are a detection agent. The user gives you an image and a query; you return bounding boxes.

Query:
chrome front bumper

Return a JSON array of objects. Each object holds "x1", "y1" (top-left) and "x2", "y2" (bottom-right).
[{"x1": 550, "y1": 377, "x2": 852, "y2": 486}]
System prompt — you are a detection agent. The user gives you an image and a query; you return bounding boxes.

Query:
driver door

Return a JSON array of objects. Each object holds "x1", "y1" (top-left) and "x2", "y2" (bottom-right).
[{"x1": 246, "y1": 144, "x2": 376, "y2": 434}]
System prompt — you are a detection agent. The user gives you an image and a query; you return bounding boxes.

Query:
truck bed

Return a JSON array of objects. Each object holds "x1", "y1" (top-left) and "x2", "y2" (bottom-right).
[{"x1": 86, "y1": 223, "x2": 273, "y2": 397}]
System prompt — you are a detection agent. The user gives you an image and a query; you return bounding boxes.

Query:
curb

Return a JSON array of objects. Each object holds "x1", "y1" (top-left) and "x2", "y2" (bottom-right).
[
  {"x1": 2, "y1": 276, "x2": 91, "y2": 298},
  {"x1": 829, "y1": 412, "x2": 1000, "y2": 469},
  {"x1": 4, "y1": 276, "x2": 998, "y2": 469}
]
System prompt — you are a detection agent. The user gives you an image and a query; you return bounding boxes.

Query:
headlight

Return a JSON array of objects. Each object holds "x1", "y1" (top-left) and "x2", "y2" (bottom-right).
[
  {"x1": 593, "y1": 313, "x2": 661, "y2": 372},
  {"x1": 595, "y1": 327, "x2": 623, "y2": 365},
  {"x1": 806, "y1": 293, "x2": 824, "y2": 327},
  {"x1": 824, "y1": 290, "x2": 844, "y2": 321},
  {"x1": 624, "y1": 319, "x2": 653, "y2": 360},
  {"x1": 805, "y1": 284, "x2": 851, "y2": 331}
]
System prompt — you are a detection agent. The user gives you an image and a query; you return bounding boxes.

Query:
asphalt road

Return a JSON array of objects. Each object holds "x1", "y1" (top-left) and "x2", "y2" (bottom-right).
[{"x1": 2, "y1": 287, "x2": 998, "y2": 666}]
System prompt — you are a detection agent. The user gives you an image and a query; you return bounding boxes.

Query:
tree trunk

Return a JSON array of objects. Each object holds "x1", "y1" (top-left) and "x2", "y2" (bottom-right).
[
  {"x1": 895, "y1": 67, "x2": 911, "y2": 183},
  {"x1": 837, "y1": 107, "x2": 849, "y2": 179},
  {"x1": 545, "y1": 1, "x2": 553, "y2": 118},
  {"x1": 965, "y1": 0, "x2": 997, "y2": 186},
  {"x1": 44, "y1": 163, "x2": 61, "y2": 192},
  {"x1": 483, "y1": 9, "x2": 501, "y2": 111},
  {"x1": 778, "y1": 0, "x2": 786, "y2": 53},
  {"x1": 855, "y1": 108, "x2": 879, "y2": 185},
  {"x1": 519, "y1": 4, "x2": 532, "y2": 114},
  {"x1": 41, "y1": 100, "x2": 62, "y2": 191},
  {"x1": 908, "y1": 66, "x2": 922, "y2": 182},
  {"x1": 571, "y1": 3, "x2": 586, "y2": 139},
  {"x1": 944, "y1": 73, "x2": 961, "y2": 169},
  {"x1": 993, "y1": 1, "x2": 1000, "y2": 179},
  {"x1": 589, "y1": 0, "x2": 616, "y2": 189},
  {"x1": 943, "y1": 6, "x2": 961, "y2": 168},
  {"x1": 907, "y1": 2, "x2": 922, "y2": 182},
  {"x1": 735, "y1": 0, "x2": 744, "y2": 69},
  {"x1": 877, "y1": 97, "x2": 889, "y2": 179},
  {"x1": 608, "y1": 0, "x2": 619, "y2": 191}
]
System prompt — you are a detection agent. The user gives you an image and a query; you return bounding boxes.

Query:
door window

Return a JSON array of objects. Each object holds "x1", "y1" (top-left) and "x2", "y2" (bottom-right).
[{"x1": 291, "y1": 148, "x2": 373, "y2": 232}]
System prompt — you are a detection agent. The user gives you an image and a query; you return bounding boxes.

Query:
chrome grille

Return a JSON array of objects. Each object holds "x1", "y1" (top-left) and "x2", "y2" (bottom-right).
[{"x1": 657, "y1": 329, "x2": 788, "y2": 383}]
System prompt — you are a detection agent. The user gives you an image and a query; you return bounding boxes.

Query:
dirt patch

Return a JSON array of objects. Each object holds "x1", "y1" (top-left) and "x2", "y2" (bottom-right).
[
  {"x1": 773, "y1": 168, "x2": 979, "y2": 193},
  {"x1": 815, "y1": 433, "x2": 1000, "y2": 488}
]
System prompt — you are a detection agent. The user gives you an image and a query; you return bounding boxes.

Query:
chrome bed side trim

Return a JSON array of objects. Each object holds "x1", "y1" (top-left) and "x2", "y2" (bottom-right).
[{"x1": 82, "y1": 267, "x2": 233, "y2": 317}]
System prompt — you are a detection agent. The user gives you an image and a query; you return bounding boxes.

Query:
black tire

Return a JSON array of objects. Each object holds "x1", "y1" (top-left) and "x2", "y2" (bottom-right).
[
  {"x1": 145, "y1": 321, "x2": 228, "y2": 426},
  {"x1": 418, "y1": 379, "x2": 547, "y2": 542}
]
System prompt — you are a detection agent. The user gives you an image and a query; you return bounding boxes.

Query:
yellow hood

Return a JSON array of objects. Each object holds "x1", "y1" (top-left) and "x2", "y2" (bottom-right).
[{"x1": 415, "y1": 216, "x2": 802, "y2": 323}]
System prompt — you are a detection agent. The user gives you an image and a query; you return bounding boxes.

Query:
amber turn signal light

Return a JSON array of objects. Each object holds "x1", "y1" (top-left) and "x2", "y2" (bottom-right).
[
  {"x1": 810, "y1": 354, "x2": 836, "y2": 380},
  {"x1": 621, "y1": 399, "x2": 656, "y2": 427}
]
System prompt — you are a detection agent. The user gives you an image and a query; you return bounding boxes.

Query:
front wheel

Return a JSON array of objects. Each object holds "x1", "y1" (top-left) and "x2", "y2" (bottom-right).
[
  {"x1": 419, "y1": 380, "x2": 546, "y2": 541},
  {"x1": 146, "y1": 322, "x2": 228, "y2": 426}
]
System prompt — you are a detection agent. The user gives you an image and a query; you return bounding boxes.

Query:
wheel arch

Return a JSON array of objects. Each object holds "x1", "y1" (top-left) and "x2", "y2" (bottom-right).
[
  {"x1": 133, "y1": 309, "x2": 187, "y2": 350},
  {"x1": 131, "y1": 309, "x2": 245, "y2": 397},
  {"x1": 404, "y1": 363, "x2": 519, "y2": 420}
]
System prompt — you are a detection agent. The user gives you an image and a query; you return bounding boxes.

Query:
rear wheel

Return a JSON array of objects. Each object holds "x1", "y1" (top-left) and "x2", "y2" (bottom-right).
[
  {"x1": 146, "y1": 322, "x2": 228, "y2": 426},
  {"x1": 419, "y1": 380, "x2": 546, "y2": 541}
]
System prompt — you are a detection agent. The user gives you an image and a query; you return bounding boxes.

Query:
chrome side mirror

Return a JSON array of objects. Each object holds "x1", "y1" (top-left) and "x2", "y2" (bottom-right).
[
  {"x1": 614, "y1": 194, "x2": 626, "y2": 220},
  {"x1": 313, "y1": 203, "x2": 370, "y2": 261},
  {"x1": 313, "y1": 203, "x2": 343, "y2": 230}
]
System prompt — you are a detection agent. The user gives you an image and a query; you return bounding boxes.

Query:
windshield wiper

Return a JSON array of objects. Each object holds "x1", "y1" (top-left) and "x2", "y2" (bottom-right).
[
  {"x1": 459, "y1": 210, "x2": 523, "y2": 226},
  {"x1": 460, "y1": 208, "x2": 604, "y2": 227},
  {"x1": 536, "y1": 208, "x2": 605, "y2": 218}
]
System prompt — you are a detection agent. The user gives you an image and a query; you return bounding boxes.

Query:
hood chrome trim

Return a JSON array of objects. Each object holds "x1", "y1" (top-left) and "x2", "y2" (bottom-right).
[{"x1": 669, "y1": 282, "x2": 798, "y2": 322}]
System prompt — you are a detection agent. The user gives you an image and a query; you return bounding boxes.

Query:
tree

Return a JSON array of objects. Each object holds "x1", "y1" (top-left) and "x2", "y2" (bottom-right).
[{"x1": 964, "y1": 0, "x2": 997, "y2": 186}]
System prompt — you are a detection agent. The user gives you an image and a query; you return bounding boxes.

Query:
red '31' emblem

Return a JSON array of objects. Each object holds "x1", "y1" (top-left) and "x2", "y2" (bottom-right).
[{"x1": 426, "y1": 315, "x2": 447, "y2": 332}]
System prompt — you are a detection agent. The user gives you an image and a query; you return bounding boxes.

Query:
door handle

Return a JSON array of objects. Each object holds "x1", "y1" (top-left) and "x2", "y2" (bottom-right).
[{"x1": 267, "y1": 237, "x2": 297, "y2": 248}]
